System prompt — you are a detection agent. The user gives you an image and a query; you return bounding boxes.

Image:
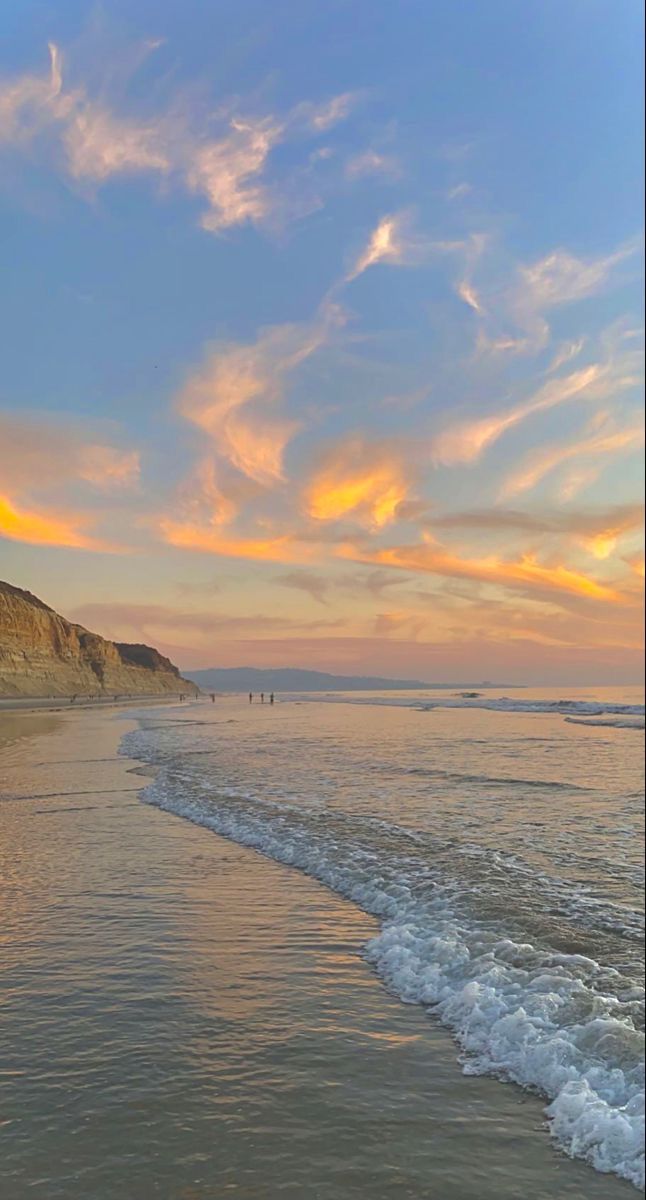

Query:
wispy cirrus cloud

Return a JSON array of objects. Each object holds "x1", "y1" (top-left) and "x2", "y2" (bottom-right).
[
  {"x1": 346, "y1": 211, "x2": 470, "y2": 281},
  {"x1": 176, "y1": 303, "x2": 343, "y2": 486},
  {"x1": 500, "y1": 417, "x2": 645, "y2": 500},
  {"x1": 431, "y1": 334, "x2": 642, "y2": 467},
  {"x1": 476, "y1": 242, "x2": 642, "y2": 357},
  {"x1": 0, "y1": 41, "x2": 358, "y2": 233},
  {"x1": 344, "y1": 149, "x2": 400, "y2": 180}
]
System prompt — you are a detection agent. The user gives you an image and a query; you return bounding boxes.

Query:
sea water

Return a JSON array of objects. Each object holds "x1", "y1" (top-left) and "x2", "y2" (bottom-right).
[{"x1": 121, "y1": 685, "x2": 645, "y2": 1190}]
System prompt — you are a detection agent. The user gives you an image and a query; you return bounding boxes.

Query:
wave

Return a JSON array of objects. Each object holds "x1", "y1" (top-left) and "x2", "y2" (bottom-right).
[
  {"x1": 121, "y1": 723, "x2": 645, "y2": 1191},
  {"x1": 418, "y1": 697, "x2": 646, "y2": 718},
  {"x1": 565, "y1": 716, "x2": 645, "y2": 731}
]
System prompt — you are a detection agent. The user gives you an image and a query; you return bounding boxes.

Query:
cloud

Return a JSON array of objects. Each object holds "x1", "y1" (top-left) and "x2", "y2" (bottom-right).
[
  {"x1": 340, "y1": 538, "x2": 623, "y2": 603},
  {"x1": 274, "y1": 566, "x2": 411, "y2": 604},
  {"x1": 475, "y1": 242, "x2": 641, "y2": 358},
  {"x1": 0, "y1": 492, "x2": 114, "y2": 551},
  {"x1": 433, "y1": 502, "x2": 644, "y2": 542},
  {"x1": 547, "y1": 338, "x2": 586, "y2": 374},
  {"x1": 0, "y1": 42, "x2": 357, "y2": 233},
  {"x1": 305, "y1": 436, "x2": 409, "y2": 527},
  {"x1": 430, "y1": 353, "x2": 638, "y2": 467},
  {"x1": 159, "y1": 520, "x2": 308, "y2": 563},
  {"x1": 624, "y1": 553, "x2": 645, "y2": 578},
  {"x1": 0, "y1": 42, "x2": 74, "y2": 144},
  {"x1": 347, "y1": 213, "x2": 407, "y2": 280},
  {"x1": 176, "y1": 306, "x2": 342, "y2": 487},
  {"x1": 184, "y1": 116, "x2": 282, "y2": 232},
  {"x1": 500, "y1": 418, "x2": 645, "y2": 500},
  {"x1": 274, "y1": 570, "x2": 331, "y2": 604},
  {"x1": 519, "y1": 245, "x2": 638, "y2": 310},
  {"x1": 308, "y1": 92, "x2": 357, "y2": 131},
  {"x1": 345, "y1": 150, "x2": 400, "y2": 180},
  {"x1": 64, "y1": 103, "x2": 170, "y2": 181},
  {"x1": 446, "y1": 182, "x2": 472, "y2": 201},
  {"x1": 456, "y1": 279, "x2": 483, "y2": 314},
  {"x1": 346, "y1": 212, "x2": 470, "y2": 281},
  {"x1": 70, "y1": 600, "x2": 342, "y2": 641},
  {"x1": 0, "y1": 412, "x2": 140, "y2": 493}
]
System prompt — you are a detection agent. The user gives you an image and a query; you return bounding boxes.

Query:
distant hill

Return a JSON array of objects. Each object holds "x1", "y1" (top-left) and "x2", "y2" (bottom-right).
[{"x1": 185, "y1": 667, "x2": 433, "y2": 692}]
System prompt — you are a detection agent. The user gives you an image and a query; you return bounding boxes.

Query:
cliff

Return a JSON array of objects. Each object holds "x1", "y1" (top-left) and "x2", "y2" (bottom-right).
[{"x1": 0, "y1": 581, "x2": 198, "y2": 699}]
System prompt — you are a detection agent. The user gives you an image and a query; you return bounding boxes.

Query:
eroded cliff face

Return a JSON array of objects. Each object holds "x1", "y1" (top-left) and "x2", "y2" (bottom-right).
[{"x1": 0, "y1": 581, "x2": 198, "y2": 698}]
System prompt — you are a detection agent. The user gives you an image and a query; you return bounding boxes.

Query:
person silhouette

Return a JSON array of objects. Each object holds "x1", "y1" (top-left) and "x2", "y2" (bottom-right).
[
  {"x1": 260, "y1": 692, "x2": 265, "y2": 703},
  {"x1": 249, "y1": 692, "x2": 253, "y2": 703},
  {"x1": 270, "y1": 693, "x2": 274, "y2": 705}
]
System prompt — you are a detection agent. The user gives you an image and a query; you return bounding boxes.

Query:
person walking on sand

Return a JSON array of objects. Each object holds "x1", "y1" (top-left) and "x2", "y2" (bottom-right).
[
  {"x1": 270, "y1": 693, "x2": 274, "y2": 705},
  {"x1": 210, "y1": 693, "x2": 215, "y2": 703},
  {"x1": 260, "y1": 692, "x2": 265, "y2": 703},
  {"x1": 249, "y1": 692, "x2": 253, "y2": 703}
]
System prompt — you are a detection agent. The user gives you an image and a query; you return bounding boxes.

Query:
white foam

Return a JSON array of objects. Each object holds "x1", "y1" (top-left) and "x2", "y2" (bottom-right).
[
  {"x1": 418, "y1": 697, "x2": 645, "y2": 719},
  {"x1": 122, "y1": 723, "x2": 645, "y2": 1193},
  {"x1": 565, "y1": 716, "x2": 645, "y2": 731}
]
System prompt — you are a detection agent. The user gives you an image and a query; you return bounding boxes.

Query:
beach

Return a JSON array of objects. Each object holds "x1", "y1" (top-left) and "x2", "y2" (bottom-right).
[{"x1": 1, "y1": 699, "x2": 641, "y2": 1198}]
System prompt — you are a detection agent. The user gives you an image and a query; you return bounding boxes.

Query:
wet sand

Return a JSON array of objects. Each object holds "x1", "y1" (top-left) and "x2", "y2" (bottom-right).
[{"x1": 0, "y1": 705, "x2": 633, "y2": 1199}]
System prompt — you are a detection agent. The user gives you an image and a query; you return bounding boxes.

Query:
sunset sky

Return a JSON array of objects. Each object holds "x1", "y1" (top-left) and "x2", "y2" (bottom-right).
[{"x1": 0, "y1": 1, "x2": 643, "y2": 682}]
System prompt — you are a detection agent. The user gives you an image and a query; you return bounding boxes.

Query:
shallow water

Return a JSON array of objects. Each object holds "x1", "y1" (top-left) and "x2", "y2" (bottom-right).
[
  {"x1": 121, "y1": 687, "x2": 645, "y2": 1190},
  {"x1": 0, "y1": 698, "x2": 643, "y2": 1197}
]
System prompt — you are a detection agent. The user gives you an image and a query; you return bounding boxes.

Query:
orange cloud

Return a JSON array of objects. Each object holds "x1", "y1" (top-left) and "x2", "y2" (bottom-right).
[
  {"x1": 340, "y1": 539, "x2": 622, "y2": 603},
  {"x1": 177, "y1": 308, "x2": 340, "y2": 484},
  {"x1": 160, "y1": 518, "x2": 309, "y2": 563},
  {"x1": 0, "y1": 493, "x2": 110, "y2": 550},
  {"x1": 306, "y1": 438, "x2": 409, "y2": 527}
]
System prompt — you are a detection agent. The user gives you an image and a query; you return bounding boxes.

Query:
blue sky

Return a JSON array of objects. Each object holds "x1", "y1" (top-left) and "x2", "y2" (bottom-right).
[{"x1": 0, "y1": 1, "x2": 643, "y2": 681}]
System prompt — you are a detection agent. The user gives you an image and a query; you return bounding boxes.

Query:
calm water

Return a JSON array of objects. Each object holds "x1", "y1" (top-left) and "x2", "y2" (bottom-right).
[{"x1": 122, "y1": 686, "x2": 645, "y2": 1190}]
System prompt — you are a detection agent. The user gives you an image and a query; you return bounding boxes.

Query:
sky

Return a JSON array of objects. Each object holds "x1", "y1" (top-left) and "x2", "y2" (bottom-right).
[{"x1": 0, "y1": 0, "x2": 644, "y2": 683}]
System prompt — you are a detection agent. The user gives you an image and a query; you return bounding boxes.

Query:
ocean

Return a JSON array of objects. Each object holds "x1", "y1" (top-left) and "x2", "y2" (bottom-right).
[{"x1": 121, "y1": 685, "x2": 645, "y2": 1191}]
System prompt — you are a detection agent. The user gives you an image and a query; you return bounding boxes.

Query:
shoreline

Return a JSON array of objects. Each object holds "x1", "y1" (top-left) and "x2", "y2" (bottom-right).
[
  {"x1": 0, "y1": 692, "x2": 199, "y2": 714},
  {"x1": 0, "y1": 704, "x2": 635, "y2": 1199}
]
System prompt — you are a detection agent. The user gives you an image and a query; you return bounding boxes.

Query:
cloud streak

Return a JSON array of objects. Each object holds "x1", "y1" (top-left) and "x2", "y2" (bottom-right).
[{"x1": 500, "y1": 419, "x2": 645, "y2": 500}]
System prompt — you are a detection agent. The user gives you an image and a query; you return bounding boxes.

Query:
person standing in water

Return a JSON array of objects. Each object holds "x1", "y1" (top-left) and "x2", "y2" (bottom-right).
[
  {"x1": 260, "y1": 692, "x2": 265, "y2": 703},
  {"x1": 270, "y1": 693, "x2": 274, "y2": 705}
]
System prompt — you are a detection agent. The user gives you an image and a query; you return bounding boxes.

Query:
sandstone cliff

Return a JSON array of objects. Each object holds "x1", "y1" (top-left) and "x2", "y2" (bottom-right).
[{"x1": 0, "y1": 581, "x2": 198, "y2": 698}]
